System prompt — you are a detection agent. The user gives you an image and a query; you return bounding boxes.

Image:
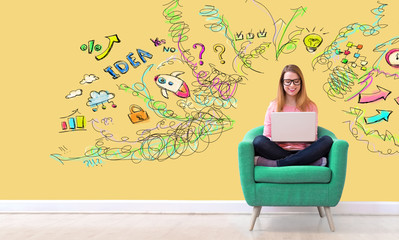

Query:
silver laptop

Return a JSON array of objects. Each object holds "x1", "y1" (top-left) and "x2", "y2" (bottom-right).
[{"x1": 271, "y1": 112, "x2": 317, "y2": 142}]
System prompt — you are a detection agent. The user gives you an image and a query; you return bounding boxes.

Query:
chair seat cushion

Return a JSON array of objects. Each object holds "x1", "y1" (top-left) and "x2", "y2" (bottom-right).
[{"x1": 254, "y1": 166, "x2": 332, "y2": 183}]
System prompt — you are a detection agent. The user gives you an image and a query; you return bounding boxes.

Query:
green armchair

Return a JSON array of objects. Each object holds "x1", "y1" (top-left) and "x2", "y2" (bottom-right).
[{"x1": 238, "y1": 126, "x2": 348, "y2": 232}]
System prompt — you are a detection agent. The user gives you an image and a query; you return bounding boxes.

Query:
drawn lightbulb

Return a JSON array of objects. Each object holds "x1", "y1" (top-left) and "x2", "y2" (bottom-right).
[{"x1": 303, "y1": 34, "x2": 323, "y2": 53}]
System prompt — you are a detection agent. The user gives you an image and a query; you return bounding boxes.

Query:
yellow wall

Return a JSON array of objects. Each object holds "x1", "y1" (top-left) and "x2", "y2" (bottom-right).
[{"x1": 2, "y1": 0, "x2": 399, "y2": 200}]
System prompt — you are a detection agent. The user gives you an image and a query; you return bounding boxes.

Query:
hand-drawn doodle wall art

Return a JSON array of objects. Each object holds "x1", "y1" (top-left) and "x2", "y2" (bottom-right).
[
  {"x1": 80, "y1": 74, "x2": 99, "y2": 85},
  {"x1": 50, "y1": 0, "x2": 399, "y2": 168},
  {"x1": 79, "y1": 34, "x2": 120, "y2": 61},
  {"x1": 103, "y1": 49, "x2": 153, "y2": 79},
  {"x1": 87, "y1": 90, "x2": 117, "y2": 112},
  {"x1": 51, "y1": 58, "x2": 243, "y2": 165},
  {"x1": 51, "y1": 0, "x2": 248, "y2": 166},
  {"x1": 303, "y1": 33, "x2": 323, "y2": 53},
  {"x1": 65, "y1": 89, "x2": 82, "y2": 99},
  {"x1": 128, "y1": 104, "x2": 150, "y2": 124},
  {"x1": 312, "y1": 2, "x2": 399, "y2": 155},
  {"x1": 213, "y1": 44, "x2": 226, "y2": 64},
  {"x1": 154, "y1": 72, "x2": 190, "y2": 99},
  {"x1": 59, "y1": 109, "x2": 86, "y2": 133},
  {"x1": 199, "y1": 2, "x2": 310, "y2": 75}
]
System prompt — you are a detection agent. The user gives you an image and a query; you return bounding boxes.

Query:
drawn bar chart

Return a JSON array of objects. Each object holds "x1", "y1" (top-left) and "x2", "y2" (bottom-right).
[{"x1": 60, "y1": 116, "x2": 86, "y2": 133}]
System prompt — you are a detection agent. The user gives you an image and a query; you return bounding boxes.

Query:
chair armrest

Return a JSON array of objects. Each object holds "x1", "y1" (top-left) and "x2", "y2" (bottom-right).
[
  {"x1": 327, "y1": 139, "x2": 349, "y2": 206},
  {"x1": 243, "y1": 126, "x2": 264, "y2": 141},
  {"x1": 238, "y1": 140, "x2": 256, "y2": 205}
]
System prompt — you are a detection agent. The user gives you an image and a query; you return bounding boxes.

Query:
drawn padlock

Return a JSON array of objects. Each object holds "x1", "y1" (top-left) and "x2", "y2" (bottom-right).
[{"x1": 128, "y1": 104, "x2": 149, "y2": 123}]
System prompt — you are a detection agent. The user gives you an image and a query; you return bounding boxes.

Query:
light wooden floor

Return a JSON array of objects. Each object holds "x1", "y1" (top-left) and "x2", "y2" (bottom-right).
[{"x1": 1, "y1": 213, "x2": 399, "y2": 240}]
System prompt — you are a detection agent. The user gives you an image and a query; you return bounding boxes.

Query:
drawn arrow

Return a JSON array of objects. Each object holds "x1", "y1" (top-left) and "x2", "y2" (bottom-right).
[
  {"x1": 275, "y1": 7, "x2": 307, "y2": 59},
  {"x1": 364, "y1": 109, "x2": 392, "y2": 124},
  {"x1": 291, "y1": 6, "x2": 307, "y2": 18},
  {"x1": 60, "y1": 109, "x2": 81, "y2": 119},
  {"x1": 395, "y1": 97, "x2": 399, "y2": 105},
  {"x1": 95, "y1": 34, "x2": 121, "y2": 61},
  {"x1": 358, "y1": 85, "x2": 391, "y2": 103}
]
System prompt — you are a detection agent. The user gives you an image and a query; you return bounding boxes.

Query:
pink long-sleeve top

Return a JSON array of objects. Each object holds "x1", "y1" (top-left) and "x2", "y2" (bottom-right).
[{"x1": 263, "y1": 100, "x2": 318, "y2": 151}]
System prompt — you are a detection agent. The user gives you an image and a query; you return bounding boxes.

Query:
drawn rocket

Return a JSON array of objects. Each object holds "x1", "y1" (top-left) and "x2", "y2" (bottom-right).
[{"x1": 154, "y1": 71, "x2": 190, "y2": 99}]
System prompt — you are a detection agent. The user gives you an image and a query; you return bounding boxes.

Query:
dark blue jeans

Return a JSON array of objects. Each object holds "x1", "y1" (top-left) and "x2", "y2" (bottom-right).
[{"x1": 253, "y1": 135, "x2": 333, "y2": 166}]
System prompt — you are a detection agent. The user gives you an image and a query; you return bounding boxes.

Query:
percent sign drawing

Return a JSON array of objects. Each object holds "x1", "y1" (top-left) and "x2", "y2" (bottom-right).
[
  {"x1": 80, "y1": 40, "x2": 102, "y2": 54},
  {"x1": 79, "y1": 34, "x2": 121, "y2": 60}
]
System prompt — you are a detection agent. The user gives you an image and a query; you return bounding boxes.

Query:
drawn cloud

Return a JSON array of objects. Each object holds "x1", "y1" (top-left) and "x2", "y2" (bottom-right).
[
  {"x1": 87, "y1": 90, "x2": 115, "y2": 107},
  {"x1": 80, "y1": 74, "x2": 99, "y2": 84},
  {"x1": 65, "y1": 89, "x2": 83, "y2": 99}
]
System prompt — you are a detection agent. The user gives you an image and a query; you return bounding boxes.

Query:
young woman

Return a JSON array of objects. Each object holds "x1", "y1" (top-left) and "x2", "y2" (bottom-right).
[{"x1": 253, "y1": 64, "x2": 333, "y2": 167}]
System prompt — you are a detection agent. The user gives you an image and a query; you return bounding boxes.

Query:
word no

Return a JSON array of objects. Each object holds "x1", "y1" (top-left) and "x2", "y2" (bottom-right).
[
  {"x1": 104, "y1": 49, "x2": 153, "y2": 79},
  {"x1": 163, "y1": 46, "x2": 176, "y2": 52}
]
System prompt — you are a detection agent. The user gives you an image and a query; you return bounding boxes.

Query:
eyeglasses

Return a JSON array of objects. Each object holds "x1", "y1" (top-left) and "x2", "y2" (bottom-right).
[{"x1": 283, "y1": 79, "x2": 301, "y2": 86}]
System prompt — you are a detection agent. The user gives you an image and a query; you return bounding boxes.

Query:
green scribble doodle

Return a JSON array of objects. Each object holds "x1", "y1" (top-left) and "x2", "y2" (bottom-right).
[{"x1": 163, "y1": 0, "x2": 190, "y2": 43}]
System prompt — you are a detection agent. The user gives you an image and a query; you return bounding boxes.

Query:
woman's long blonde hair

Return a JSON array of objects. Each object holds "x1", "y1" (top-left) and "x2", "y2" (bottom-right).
[{"x1": 276, "y1": 64, "x2": 315, "y2": 112}]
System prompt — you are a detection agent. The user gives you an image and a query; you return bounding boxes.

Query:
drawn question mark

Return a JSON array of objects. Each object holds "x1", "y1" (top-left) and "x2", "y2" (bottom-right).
[
  {"x1": 213, "y1": 44, "x2": 226, "y2": 64},
  {"x1": 193, "y1": 43, "x2": 205, "y2": 65}
]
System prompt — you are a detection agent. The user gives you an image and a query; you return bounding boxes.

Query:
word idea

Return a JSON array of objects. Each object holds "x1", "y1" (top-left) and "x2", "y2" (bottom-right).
[{"x1": 104, "y1": 49, "x2": 153, "y2": 79}]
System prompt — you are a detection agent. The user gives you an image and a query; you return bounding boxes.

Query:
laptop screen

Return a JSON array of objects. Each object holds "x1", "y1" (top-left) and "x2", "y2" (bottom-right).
[{"x1": 271, "y1": 112, "x2": 317, "y2": 142}]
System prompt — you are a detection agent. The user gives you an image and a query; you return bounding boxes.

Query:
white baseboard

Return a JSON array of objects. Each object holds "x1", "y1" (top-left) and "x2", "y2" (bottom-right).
[{"x1": 0, "y1": 200, "x2": 398, "y2": 215}]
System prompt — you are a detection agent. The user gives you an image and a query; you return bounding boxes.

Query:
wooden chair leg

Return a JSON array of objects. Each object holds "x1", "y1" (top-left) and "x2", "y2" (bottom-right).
[
  {"x1": 324, "y1": 206, "x2": 335, "y2": 232},
  {"x1": 317, "y1": 206, "x2": 325, "y2": 218},
  {"x1": 249, "y1": 206, "x2": 262, "y2": 231},
  {"x1": 257, "y1": 206, "x2": 262, "y2": 217}
]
